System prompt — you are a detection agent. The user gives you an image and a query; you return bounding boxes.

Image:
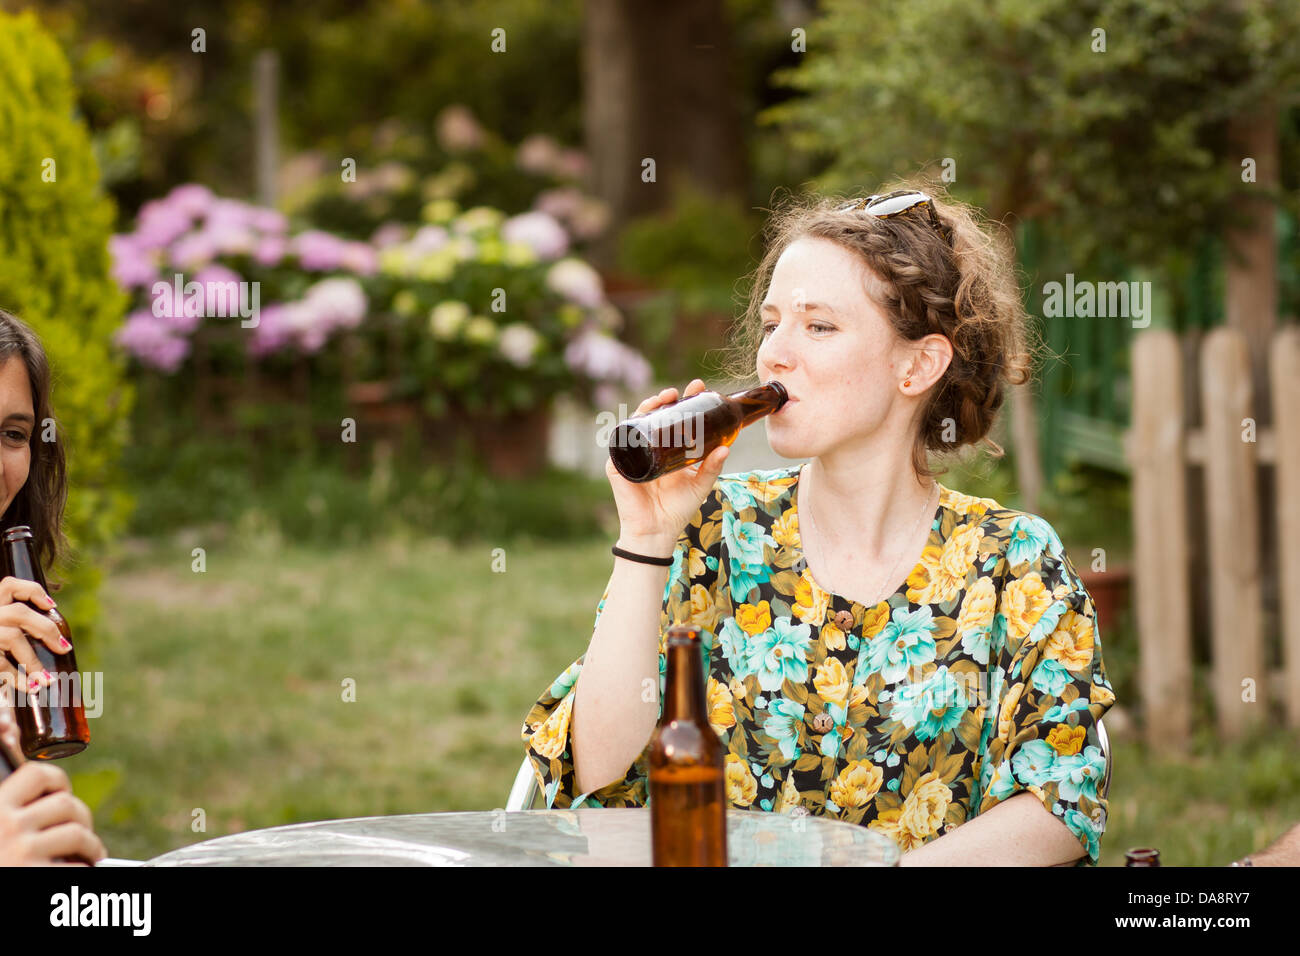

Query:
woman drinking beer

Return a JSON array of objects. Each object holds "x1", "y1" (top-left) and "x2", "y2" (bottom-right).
[
  {"x1": 0, "y1": 310, "x2": 106, "y2": 866},
  {"x1": 522, "y1": 186, "x2": 1115, "y2": 866}
]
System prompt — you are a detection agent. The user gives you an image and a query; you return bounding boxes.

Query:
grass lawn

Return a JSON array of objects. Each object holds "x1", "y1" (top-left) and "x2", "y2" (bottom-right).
[{"x1": 71, "y1": 528, "x2": 1297, "y2": 865}]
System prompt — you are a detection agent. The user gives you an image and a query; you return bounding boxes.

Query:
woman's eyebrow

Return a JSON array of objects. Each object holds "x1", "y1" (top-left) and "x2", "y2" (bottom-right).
[
  {"x1": 2, "y1": 413, "x2": 34, "y2": 424},
  {"x1": 760, "y1": 301, "x2": 840, "y2": 315}
]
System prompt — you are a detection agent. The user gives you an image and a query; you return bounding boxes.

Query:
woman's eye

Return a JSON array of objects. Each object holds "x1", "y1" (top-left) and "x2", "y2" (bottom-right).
[{"x1": 3, "y1": 431, "x2": 28, "y2": 443}]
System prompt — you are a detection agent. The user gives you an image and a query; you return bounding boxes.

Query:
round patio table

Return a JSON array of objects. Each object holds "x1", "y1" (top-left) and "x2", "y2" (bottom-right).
[{"x1": 144, "y1": 808, "x2": 900, "y2": 866}]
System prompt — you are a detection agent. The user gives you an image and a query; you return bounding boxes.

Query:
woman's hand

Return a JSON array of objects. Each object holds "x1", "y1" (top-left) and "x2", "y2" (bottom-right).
[
  {"x1": 605, "y1": 379, "x2": 730, "y2": 554},
  {"x1": 0, "y1": 577, "x2": 64, "y2": 695},
  {"x1": 0, "y1": 704, "x2": 106, "y2": 866}
]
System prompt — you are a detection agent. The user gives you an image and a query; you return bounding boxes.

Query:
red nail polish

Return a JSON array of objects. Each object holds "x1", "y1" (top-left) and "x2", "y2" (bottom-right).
[{"x1": 59, "y1": 637, "x2": 71, "y2": 651}]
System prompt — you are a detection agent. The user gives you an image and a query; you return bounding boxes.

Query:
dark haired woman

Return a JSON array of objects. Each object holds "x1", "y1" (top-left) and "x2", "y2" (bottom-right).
[
  {"x1": 523, "y1": 187, "x2": 1115, "y2": 866},
  {"x1": 0, "y1": 309, "x2": 105, "y2": 865}
]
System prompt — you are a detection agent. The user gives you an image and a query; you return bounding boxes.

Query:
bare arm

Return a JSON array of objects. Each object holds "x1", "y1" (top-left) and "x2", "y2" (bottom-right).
[
  {"x1": 898, "y1": 791, "x2": 1087, "y2": 867},
  {"x1": 571, "y1": 532, "x2": 676, "y2": 795}
]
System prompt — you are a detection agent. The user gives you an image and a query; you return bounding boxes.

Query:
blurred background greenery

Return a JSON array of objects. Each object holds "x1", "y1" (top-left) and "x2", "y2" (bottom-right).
[{"x1": 0, "y1": 0, "x2": 1296, "y2": 864}]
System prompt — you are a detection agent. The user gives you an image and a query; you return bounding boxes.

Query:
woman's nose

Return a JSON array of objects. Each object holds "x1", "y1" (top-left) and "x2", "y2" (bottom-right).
[{"x1": 759, "y1": 328, "x2": 794, "y2": 374}]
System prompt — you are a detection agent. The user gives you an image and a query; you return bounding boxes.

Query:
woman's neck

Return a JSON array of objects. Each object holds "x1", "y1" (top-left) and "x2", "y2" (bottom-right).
[{"x1": 804, "y1": 454, "x2": 937, "y2": 562}]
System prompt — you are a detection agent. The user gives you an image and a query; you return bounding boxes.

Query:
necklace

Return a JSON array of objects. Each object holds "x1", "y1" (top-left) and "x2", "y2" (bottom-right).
[{"x1": 800, "y1": 466, "x2": 938, "y2": 607}]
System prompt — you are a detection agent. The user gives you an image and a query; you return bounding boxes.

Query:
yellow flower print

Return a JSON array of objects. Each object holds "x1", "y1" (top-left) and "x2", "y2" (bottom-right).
[
  {"x1": 792, "y1": 569, "x2": 830, "y2": 626},
  {"x1": 708, "y1": 677, "x2": 736, "y2": 736},
  {"x1": 998, "y1": 682, "x2": 1025, "y2": 741},
  {"x1": 728, "y1": 675, "x2": 747, "y2": 703},
  {"x1": 862, "y1": 604, "x2": 890, "y2": 638},
  {"x1": 1044, "y1": 609, "x2": 1095, "y2": 672},
  {"x1": 813, "y1": 657, "x2": 850, "y2": 707},
  {"x1": 774, "y1": 770, "x2": 802, "y2": 813},
  {"x1": 689, "y1": 584, "x2": 715, "y2": 627},
  {"x1": 830, "y1": 760, "x2": 883, "y2": 810},
  {"x1": 955, "y1": 575, "x2": 997, "y2": 639},
  {"x1": 871, "y1": 772, "x2": 953, "y2": 851},
  {"x1": 1090, "y1": 682, "x2": 1115, "y2": 708},
  {"x1": 822, "y1": 622, "x2": 846, "y2": 651},
  {"x1": 1001, "y1": 572, "x2": 1054, "y2": 646},
  {"x1": 735, "y1": 600, "x2": 772, "y2": 636},
  {"x1": 849, "y1": 683, "x2": 868, "y2": 707},
  {"x1": 688, "y1": 547, "x2": 708, "y2": 578},
  {"x1": 1047, "y1": 724, "x2": 1086, "y2": 756},
  {"x1": 744, "y1": 475, "x2": 793, "y2": 506},
  {"x1": 529, "y1": 692, "x2": 573, "y2": 760},
  {"x1": 772, "y1": 509, "x2": 799, "y2": 548},
  {"x1": 724, "y1": 754, "x2": 757, "y2": 806},
  {"x1": 897, "y1": 771, "x2": 953, "y2": 846},
  {"x1": 943, "y1": 488, "x2": 998, "y2": 518}
]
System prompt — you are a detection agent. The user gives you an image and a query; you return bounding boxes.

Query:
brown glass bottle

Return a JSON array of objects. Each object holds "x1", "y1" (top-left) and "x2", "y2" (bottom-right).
[
  {"x1": 1125, "y1": 847, "x2": 1161, "y2": 866},
  {"x1": 649, "y1": 623, "x2": 727, "y2": 866},
  {"x1": 609, "y1": 381, "x2": 788, "y2": 483},
  {"x1": 3, "y1": 526, "x2": 89, "y2": 759}
]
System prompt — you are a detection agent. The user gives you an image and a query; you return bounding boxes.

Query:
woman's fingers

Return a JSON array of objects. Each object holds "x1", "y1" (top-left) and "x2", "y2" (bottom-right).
[
  {"x1": 0, "y1": 601, "x2": 66, "y2": 660},
  {"x1": 0, "y1": 577, "x2": 55, "y2": 611},
  {"x1": 21, "y1": 790, "x2": 94, "y2": 833},
  {"x1": 29, "y1": 821, "x2": 106, "y2": 866},
  {"x1": 0, "y1": 627, "x2": 49, "y2": 693},
  {"x1": 0, "y1": 761, "x2": 70, "y2": 809}
]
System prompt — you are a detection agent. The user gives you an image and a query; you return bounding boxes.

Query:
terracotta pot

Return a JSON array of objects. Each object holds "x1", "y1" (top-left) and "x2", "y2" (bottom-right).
[{"x1": 1078, "y1": 564, "x2": 1131, "y2": 635}]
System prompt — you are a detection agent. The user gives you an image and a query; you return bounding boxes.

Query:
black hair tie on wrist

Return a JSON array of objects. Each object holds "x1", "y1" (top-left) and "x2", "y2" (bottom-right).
[{"x1": 612, "y1": 545, "x2": 674, "y2": 566}]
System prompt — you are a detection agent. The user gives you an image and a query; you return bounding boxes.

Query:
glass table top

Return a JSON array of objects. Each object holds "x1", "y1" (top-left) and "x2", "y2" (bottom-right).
[{"x1": 145, "y1": 808, "x2": 901, "y2": 867}]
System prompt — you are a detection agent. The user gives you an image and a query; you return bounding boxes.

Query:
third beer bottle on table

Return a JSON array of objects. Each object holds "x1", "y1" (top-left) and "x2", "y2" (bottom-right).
[
  {"x1": 649, "y1": 623, "x2": 727, "y2": 866},
  {"x1": 4, "y1": 526, "x2": 89, "y2": 759},
  {"x1": 608, "y1": 381, "x2": 788, "y2": 483}
]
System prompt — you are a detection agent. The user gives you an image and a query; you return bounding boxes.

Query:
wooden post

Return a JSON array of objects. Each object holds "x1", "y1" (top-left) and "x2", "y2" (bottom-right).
[
  {"x1": 254, "y1": 50, "x2": 279, "y2": 209},
  {"x1": 1200, "y1": 326, "x2": 1265, "y2": 737},
  {"x1": 1271, "y1": 326, "x2": 1300, "y2": 728},
  {"x1": 1128, "y1": 330, "x2": 1193, "y2": 750}
]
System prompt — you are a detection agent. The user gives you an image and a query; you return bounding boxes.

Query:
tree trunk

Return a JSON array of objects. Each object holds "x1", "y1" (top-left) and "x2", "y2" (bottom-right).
[
  {"x1": 582, "y1": 0, "x2": 748, "y2": 267},
  {"x1": 1224, "y1": 101, "x2": 1279, "y2": 424}
]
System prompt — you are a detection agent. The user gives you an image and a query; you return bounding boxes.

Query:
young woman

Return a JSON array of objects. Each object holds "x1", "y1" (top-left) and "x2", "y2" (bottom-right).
[
  {"x1": 0, "y1": 309, "x2": 106, "y2": 866},
  {"x1": 523, "y1": 188, "x2": 1114, "y2": 866}
]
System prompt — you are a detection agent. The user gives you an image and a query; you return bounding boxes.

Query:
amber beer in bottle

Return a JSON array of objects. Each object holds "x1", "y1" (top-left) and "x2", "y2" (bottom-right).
[
  {"x1": 609, "y1": 381, "x2": 788, "y2": 483},
  {"x1": 649, "y1": 623, "x2": 727, "y2": 866},
  {"x1": 4, "y1": 526, "x2": 89, "y2": 759}
]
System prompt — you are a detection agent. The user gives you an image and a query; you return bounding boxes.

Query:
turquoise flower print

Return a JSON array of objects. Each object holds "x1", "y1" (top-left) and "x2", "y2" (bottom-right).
[
  {"x1": 981, "y1": 758, "x2": 1017, "y2": 803},
  {"x1": 1053, "y1": 745, "x2": 1107, "y2": 803},
  {"x1": 718, "y1": 475, "x2": 757, "y2": 511},
  {"x1": 722, "y1": 509, "x2": 775, "y2": 602},
  {"x1": 549, "y1": 660, "x2": 582, "y2": 699},
  {"x1": 749, "y1": 617, "x2": 813, "y2": 692},
  {"x1": 817, "y1": 701, "x2": 848, "y2": 758},
  {"x1": 1006, "y1": 514, "x2": 1063, "y2": 568},
  {"x1": 1062, "y1": 808, "x2": 1101, "y2": 862},
  {"x1": 1030, "y1": 658, "x2": 1071, "y2": 698},
  {"x1": 1043, "y1": 698, "x2": 1092, "y2": 722},
  {"x1": 662, "y1": 543, "x2": 686, "y2": 604},
  {"x1": 890, "y1": 666, "x2": 969, "y2": 741},
  {"x1": 1011, "y1": 739, "x2": 1061, "y2": 787},
  {"x1": 717, "y1": 618, "x2": 756, "y2": 680},
  {"x1": 863, "y1": 606, "x2": 938, "y2": 683},
  {"x1": 960, "y1": 620, "x2": 993, "y2": 666},
  {"x1": 762, "y1": 698, "x2": 805, "y2": 760},
  {"x1": 989, "y1": 611, "x2": 1007, "y2": 659}
]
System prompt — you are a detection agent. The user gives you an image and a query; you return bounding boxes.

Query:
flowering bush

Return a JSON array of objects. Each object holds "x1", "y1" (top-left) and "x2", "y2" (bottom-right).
[{"x1": 109, "y1": 184, "x2": 649, "y2": 417}]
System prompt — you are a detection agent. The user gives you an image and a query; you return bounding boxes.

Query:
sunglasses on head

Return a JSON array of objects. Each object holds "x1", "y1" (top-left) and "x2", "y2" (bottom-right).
[{"x1": 839, "y1": 191, "x2": 952, "y2": 246}]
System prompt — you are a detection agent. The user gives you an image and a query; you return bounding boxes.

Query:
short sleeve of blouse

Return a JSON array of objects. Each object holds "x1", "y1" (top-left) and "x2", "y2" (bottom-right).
[
  {"x1": 519, "y1": 483, "x2": 725, "y2": 809},
  {"x1": 974, "y1": 533, "x2": 1116, "y2": 866}
]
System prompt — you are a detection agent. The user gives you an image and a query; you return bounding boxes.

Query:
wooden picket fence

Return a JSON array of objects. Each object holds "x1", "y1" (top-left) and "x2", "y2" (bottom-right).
[{"x1": 1125, "y1": 325, "x2": 1300, "y2": 750}]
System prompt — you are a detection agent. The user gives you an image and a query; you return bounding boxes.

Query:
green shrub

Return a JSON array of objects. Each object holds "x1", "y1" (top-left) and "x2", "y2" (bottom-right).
[{"x1": 0, "y1": 9, "x2": 134, "y2": 644}]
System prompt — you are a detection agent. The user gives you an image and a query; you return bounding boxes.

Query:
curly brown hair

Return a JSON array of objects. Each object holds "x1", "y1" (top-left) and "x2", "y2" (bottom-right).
[
  {"x1": 722, "y1": 182, "x2": 1044, "y2": 480},
  {"x1": 0, "y1": 309, "x2": 69, "y2": 585}
]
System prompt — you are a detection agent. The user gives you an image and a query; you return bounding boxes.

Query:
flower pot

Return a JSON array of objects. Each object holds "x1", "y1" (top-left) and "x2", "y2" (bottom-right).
[
  {"x1": 1078, "y1": 563, "x2": 1131, "y2": 635},
  {"x1": 466, "y1": 404, "x2": 553, "y2": 479}
]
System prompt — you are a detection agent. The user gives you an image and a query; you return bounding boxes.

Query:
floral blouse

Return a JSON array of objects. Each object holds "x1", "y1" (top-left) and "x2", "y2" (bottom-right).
[{"x1": 521, "y1": 463, "x2": 1115, "y2": 865}]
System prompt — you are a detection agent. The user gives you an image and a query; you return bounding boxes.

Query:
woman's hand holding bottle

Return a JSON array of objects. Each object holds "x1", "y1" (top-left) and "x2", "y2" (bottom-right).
[{"x1": 605, "y1": 379, "x2": 729, "y2": 556}]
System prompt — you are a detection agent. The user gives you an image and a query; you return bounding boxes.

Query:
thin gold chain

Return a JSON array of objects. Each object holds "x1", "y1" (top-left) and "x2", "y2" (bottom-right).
[{"x1": 802, "y1": 468, "x2": 938, "y2": 607}]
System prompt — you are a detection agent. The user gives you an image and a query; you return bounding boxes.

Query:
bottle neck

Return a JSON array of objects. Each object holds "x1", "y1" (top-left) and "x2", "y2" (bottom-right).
[
  {"x1": 729, "y1": 382, "x2": 788, "y2": 428},
  {"x1": 6, "y1": 538, "x2": 37, "y2": 583},
  {"x1": 662, "y1": 637, "x2": 708, "y2": 724}
]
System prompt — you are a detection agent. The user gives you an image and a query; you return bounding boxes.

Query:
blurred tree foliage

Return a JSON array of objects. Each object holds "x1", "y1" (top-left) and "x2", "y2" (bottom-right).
[
  {"x1": 0, "y1": 8, "x2": 134, "y2": 644},
  {"x1": 764, "y1": 0, "x2": 1300, "y2": 281}
]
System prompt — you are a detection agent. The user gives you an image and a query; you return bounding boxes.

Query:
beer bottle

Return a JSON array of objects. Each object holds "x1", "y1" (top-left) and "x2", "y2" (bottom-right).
[
  {"x1": 3, "y1": 526, "x2": 89, "y2": 759},
  {"x1": 609, "y1": 381, "x2": 788, "y2": 483},
  {"x1": 649, "y1": 623, "x2": 727, "y2": 866},
  {"x1": 1125, "y1": 847, "x2": 1161, "y2": 866}
]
